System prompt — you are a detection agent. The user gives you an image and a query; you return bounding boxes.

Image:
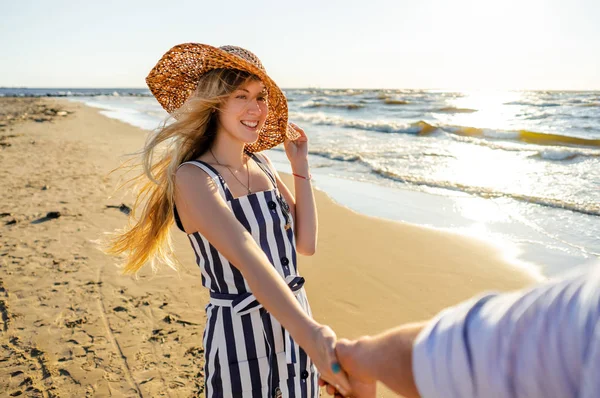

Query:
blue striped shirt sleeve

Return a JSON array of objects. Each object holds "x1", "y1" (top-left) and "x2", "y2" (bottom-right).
[{"x1": 412, "y1": 264, "x2": 600, "y2": 398}]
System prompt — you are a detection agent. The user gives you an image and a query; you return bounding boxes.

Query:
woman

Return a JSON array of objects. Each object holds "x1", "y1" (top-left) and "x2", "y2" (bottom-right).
[{"x1": 106, "y1": 43, "x2": 351, "y2": 398}]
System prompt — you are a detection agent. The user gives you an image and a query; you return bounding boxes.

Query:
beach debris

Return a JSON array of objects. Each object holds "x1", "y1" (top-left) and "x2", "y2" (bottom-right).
[
  {"x1": 0, "y1": 98, "x2": 73, "y2": 128},
  {"x1": 162, "y1": 314, "x2": 199, "y2": 326},
  {"x1": 41, "y1": 185, "x2": 49, "y2": 190},
  {"x1": 65, "y1": 317, "x2": 87, "y2": 328},
  {"x1": 113, "y1": 306, "x2": 127, "y2": 312},
  {"x1": 105, "y1": 203, "x2": 131, "y2": 215},
  {"x1": 30, "y1": 211, "x2": 61, "y2": 224},
  {"x1": 162, "y1": 315, "x2": 176, "y2": 324},
  {"x1": 46, "y1": 211, "x2": 61, "y2": 219},
  {"x1": 184, "y1": 346, "x2": 204, "y2": 357},
  {"x1": 0, "y1": 299, "x2": 9, "y2": 331},
  {"x1": 149, "y1": 328, "x2": 167, "y2": 343},
  {"x1": 5, "y1": 218, "x2": 17, "y2": 225},
  {"x1": 139, "y1": 377, "x2": 155, "y2": 385}
]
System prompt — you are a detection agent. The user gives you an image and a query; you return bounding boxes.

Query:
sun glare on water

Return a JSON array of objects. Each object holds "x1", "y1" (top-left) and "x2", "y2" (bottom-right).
[{"x1": 436, "y1": 90, "x2": 526, "y2": 131}]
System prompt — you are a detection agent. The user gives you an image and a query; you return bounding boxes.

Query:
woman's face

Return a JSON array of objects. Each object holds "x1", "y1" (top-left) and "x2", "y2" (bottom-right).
[{"x1": 217, "y1": 79, "x2": 268, "y2": 144}]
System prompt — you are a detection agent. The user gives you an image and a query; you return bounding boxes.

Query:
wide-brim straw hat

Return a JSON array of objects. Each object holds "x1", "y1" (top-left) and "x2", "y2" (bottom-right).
[{"x1": 146, "y1": 43, "x2": 299, "y2": 152}]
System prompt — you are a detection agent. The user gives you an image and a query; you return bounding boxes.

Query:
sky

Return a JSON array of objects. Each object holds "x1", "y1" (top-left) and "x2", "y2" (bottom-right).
[{"x1": 1, "y1": 0, "x2": 599, "y2": 90}]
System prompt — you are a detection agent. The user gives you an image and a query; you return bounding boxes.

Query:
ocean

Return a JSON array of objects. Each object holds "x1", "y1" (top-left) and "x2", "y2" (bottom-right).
[{"x1": 3, "y1": 87, "x2": 598, "y2": 278}]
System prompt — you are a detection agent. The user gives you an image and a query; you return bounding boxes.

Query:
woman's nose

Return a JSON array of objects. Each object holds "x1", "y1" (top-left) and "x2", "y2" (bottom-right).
[{"x1": 246, "y1": 99, "x2": 262, "y2": 115}]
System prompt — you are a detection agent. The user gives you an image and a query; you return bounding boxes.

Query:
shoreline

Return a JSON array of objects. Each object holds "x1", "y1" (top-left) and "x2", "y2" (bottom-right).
[
  {"x1": 70, "y1": 96, "x2": 598, "y2": 279},
  {"x1": 1, "y1": 98, "x2": 535, "y2": 397}
]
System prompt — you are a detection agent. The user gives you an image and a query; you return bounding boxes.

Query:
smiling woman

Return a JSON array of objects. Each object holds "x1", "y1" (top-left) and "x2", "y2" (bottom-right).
[{"x1": 102, "y1": 43, "x2": 352, "y2": 398}]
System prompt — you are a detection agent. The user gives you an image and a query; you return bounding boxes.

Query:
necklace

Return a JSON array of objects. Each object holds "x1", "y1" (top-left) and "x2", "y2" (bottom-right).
[{"x1": 209, "y1": 148, "x2": 252, "y2": 195}]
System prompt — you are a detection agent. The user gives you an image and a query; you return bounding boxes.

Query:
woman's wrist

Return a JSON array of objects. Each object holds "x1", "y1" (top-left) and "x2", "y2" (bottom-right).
[
  {"x1": 292, "y1": 317, "x2": 322, "y2": 352},
  {"x1": 291, "y1": 160, "x2": 310, "y2": 177}
]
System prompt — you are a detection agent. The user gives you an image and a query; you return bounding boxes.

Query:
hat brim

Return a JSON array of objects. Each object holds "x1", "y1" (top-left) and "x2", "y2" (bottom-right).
[{"x1": 146, "y1": 43, "x2": 300, "y2": 152}]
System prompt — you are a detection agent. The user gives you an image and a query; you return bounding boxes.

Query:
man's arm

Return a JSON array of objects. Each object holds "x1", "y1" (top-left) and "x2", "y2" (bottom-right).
[
  {"x1": 413, "y1": 266, "x2": 600, "y2": 398},
  {"x1": 332, "y1": 264, "x2": 600, "y2": 398}
]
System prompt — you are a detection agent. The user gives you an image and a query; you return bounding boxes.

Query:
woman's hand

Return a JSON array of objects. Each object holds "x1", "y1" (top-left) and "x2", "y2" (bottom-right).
[
  {"x1": 284, "y1": 122, "x2": 309, "y2": 166},
  {"x1": 319, "y1": 338, "x2": 378, "y2": 397},
  {"x1": 306, "y1": 324, "x2": 353, "y2": 397}
]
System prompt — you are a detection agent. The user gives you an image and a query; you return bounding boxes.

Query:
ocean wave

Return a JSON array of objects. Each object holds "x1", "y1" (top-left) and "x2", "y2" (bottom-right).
[
  {"x1": 322, "y1": 89, "x2": 366, "y2": 96},
  {"x1": 383, "y1": 99, "x2": 410, "y2": 105},
  {"x1": 445, "y1": 126, "x2": 600, "y2": 148},
  {"x1": 446, "y1": 133, "x2": 600, "y2": 160},
  {"x1": 532, "y1": 149, "x2": 595, "y2": 161},
  {"x1": 367, "y1": 168, "x2": 600, "y2": 217},
  {"x1": 308, "y1": 149, "x2": 364, "y2": 162},
  {"x1": 301, "y1": 101, "x2": 364, "y2": 110},
  {"x1": 434, "y1": 107, "x2": 478, "y2": 113},
  {"x1": 299, "y1": 146, "x2": 597, "y2": 216},
  {"x1": 289, "y1": 112, "x2": 439, "y2": 135},
  {"x1": 504, "y1": 101, "x2": 562, "y2": 107},
  {"x1": 290, "y1": 111, "x2": 600, "y2": 149}
]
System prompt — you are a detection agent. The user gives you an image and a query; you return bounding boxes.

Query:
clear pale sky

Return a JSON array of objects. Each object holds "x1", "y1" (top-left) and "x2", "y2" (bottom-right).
[{"x1": 2, "y1": 0, "x2": 599, "y2": 90}]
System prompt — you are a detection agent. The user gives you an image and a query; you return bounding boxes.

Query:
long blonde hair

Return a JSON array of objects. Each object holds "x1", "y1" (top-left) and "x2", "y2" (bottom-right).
[{"x1": 104, "y1": 68, "x2": 257, "y2": 274}]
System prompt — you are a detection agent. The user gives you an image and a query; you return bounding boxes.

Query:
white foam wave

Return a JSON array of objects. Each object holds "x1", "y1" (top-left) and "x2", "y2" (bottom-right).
[
  {"x1": 535, "y1": 149, "x2": 599, "y2": 161},
  {"x1": 289, "y1": 112, "x2": 428, "y2": 135},
  {"x1": 368, "y1": 168, "x2": 600, "y2": 217}
]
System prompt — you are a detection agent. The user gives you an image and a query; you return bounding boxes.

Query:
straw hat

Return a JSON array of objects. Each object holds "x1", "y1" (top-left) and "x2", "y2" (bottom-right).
[{"x1": 146, "y1": 43, "x2": 299, "y2": 152}]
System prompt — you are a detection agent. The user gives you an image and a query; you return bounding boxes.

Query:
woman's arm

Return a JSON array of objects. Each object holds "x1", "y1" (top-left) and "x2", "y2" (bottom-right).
[
  {"x1": 262, "y1": 152, "x2": 318, "y2": 256},
  {"x1": 272, "y1": 123, "x2": 318, "y2": 255},
  {"x1": 174, "y1": 164, "x2": 348, "y2": 394}
]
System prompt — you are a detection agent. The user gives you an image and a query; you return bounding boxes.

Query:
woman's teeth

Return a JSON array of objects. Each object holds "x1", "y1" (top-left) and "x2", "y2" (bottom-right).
[{"x1": 241, "y1": 121, "x2": 258, "y2": 128}]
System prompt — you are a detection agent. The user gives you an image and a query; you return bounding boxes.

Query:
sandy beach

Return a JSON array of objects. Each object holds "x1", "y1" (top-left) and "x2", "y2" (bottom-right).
[{"x1": 0, "y1": 98, "x2": 535, "y2": 397}]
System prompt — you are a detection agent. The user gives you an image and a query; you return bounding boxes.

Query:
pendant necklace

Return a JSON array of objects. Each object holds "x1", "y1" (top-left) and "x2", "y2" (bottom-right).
[{"x1": 210, "y1": 148, "x2": 252, "y2": 195}]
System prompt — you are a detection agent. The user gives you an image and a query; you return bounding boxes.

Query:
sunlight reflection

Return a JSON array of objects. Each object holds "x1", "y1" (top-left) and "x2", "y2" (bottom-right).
[
  {"x1": 429, "y1": 139, "x2": 541, "y2": 209},
  {"x1": 454, "y1": 197, "x2": 509, "y2": 224},
  {"x1": 435, "y1": 90, "x2": 525, "y2": 131},
  {"x1": 434, "y1": 144, "x2": 527, "y2": 189}
]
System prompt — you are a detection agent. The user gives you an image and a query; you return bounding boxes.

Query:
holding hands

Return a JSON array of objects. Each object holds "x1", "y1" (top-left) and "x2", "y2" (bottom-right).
[
  {"x1": 319, "y1": 324, "x2": 424, "y2": 398},
  {"x1": 319, "y1": 338, "x2": 377, "y2": 398}
]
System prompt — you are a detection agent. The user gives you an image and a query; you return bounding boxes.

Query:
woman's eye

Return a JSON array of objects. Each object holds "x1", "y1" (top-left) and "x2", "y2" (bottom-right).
[
  {"x1": 236, "y1": 95, "x2": 247, "y2": 100},
  {"x1": 258, "y1": 96, "x2": 266, "y2": 102}
]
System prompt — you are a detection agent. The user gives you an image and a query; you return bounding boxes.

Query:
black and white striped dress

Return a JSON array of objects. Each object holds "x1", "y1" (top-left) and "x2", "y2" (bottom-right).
[{"x1": 174, "y1": 153, "x2": 319, "y2": 398}]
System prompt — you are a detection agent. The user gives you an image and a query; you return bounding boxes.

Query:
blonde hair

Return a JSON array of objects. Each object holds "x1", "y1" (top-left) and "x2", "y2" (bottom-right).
[{"x1": 104, "y1": 68, "x2": 258, "y2": 274}]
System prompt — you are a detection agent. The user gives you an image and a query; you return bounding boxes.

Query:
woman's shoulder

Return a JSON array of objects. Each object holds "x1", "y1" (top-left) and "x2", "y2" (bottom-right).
[
  {"x1": 175, "y1": 158, "x2": 219, "y2": 190},
  {"x1": 175, "y1": 163, "x2": 227, "y2": 208},
  {"x1": 176, "y1": 162, "x2": 211, "y2": 184}
]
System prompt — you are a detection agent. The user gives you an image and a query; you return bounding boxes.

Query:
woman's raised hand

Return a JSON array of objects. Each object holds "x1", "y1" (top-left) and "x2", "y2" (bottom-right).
[{"x1": 284, "y1": 122, "x2": 309, "y2": 164}]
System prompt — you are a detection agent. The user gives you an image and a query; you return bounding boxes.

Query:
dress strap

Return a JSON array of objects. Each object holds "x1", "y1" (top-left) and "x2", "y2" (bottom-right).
[{"x1": 249, "y1": 152, "x2": 277, "y2": 188}]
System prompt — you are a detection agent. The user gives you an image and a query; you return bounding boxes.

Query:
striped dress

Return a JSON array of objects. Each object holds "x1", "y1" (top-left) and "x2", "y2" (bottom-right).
[{"x1": 174, "y1": 153, "x2": 319, "y2": 398}]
